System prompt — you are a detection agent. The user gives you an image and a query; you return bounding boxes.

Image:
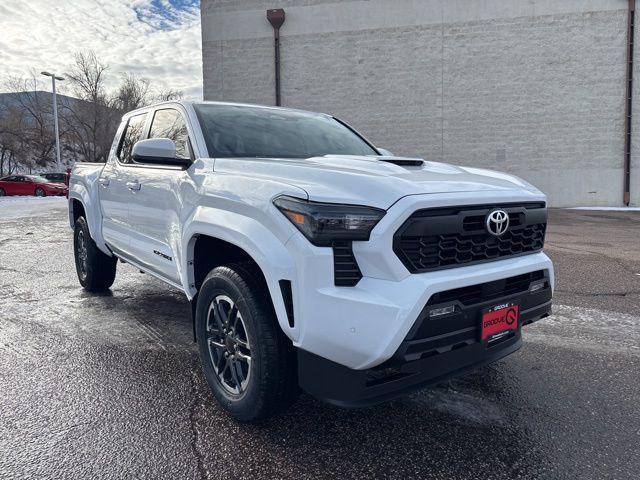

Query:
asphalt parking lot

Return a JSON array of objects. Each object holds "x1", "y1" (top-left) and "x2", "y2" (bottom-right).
[{"x1": 1, "y1": 199, "x2": 639, "y2": 479}]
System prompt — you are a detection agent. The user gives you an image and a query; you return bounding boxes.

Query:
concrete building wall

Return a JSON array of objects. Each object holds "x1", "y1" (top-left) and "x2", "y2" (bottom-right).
[{"x1": 201, "y1": 0, "x2": 637, "y2": 207}]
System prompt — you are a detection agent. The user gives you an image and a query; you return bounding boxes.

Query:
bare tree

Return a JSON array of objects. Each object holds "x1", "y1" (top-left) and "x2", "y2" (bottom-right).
[
  {"x1": 66, "y1": 52, "x2": 108, "y2": 104},
  {"x1": 114, "y1": 73, "x2": 151, "y2": 112},
  {"x1": 0, "y1": 123, "x2": 20, "y2": 175},
  {"x1": 0, "y1": 99, "x2": 14, "y2": 176},
  {"x1": 1, "y1": 50, "x2": 188, "y2": 169},
  {"x1": 154, "y1": 88, "x2": 183, "y2": 102},
  {"x1": 0, "y1": 110, "x2": 23, "y2": 176},
  {"x1": 0, "y1": 74, "x2": 59, "y2": 172},
  {"x1": 63, "y1": 51, "x2": 120, "y2": 163}
]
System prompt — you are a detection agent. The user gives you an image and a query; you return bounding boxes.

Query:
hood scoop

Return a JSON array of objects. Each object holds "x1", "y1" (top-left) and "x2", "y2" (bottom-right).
[{"x1": 377, "y1": 156, "x2": 424, "y2": 167}]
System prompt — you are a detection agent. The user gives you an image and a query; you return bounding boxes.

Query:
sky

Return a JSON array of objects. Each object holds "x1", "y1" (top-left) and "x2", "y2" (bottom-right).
[{"x1": 0, "y1": 0, "x2": 203, "y2": 98}]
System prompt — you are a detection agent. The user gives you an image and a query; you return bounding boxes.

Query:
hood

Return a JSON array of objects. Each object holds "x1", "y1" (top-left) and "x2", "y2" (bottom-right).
[{"x1": 213, "y1": 155, "x2": 543, "y2": 209}]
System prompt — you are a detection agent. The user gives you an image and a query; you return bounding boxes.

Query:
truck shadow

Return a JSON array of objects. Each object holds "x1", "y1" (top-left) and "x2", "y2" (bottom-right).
[{"x1": 215, "y1": 367, "x2": 548, "y2": 479}]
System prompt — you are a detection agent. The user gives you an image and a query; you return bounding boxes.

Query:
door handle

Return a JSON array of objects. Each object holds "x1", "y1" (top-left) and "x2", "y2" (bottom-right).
[
  {"x1": 126, "y1": 181, "x2": 141, "y2": 191},
  {"x1": 98, "y1": 177, "x2": 110, "y2": 187}
]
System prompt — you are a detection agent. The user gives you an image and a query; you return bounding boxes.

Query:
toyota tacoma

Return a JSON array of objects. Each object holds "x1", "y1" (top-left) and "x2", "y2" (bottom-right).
[{"x1": 68, "y1": 101, "x2": 553, "y2": 421}]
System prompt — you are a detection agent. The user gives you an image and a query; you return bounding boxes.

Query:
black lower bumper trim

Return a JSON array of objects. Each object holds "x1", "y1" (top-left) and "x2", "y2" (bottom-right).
[{"x1": 298, "y1": 302, "x2": 551, "y2": 408}]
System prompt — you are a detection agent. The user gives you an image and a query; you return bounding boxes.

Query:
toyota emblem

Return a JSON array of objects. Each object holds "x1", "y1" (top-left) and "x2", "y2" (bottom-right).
[{"x1": 486, "y1": 209, "x2": 509, "y2": 236}]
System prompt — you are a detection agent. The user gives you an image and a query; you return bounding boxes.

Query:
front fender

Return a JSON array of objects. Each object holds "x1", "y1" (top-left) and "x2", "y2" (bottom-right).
[
  {"x1": 182, "y1": 206, "x2": 299, "y2": 342},
  {"x1": 68, "y1": 173, "x2": 109, "y2": 255}
]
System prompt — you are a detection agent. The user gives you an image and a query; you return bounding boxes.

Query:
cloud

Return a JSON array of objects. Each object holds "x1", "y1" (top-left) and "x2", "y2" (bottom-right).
[{"x1": 0, "y1": 0, "x2": 202, "y2": 99}]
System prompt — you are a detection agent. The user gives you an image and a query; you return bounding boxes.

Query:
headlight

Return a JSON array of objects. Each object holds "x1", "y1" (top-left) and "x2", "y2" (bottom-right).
[{"x1": 273, "y1": 196, "x2": 385, "y2": 246}]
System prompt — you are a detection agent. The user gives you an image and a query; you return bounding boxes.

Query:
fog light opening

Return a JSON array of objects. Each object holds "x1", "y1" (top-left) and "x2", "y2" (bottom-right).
[
  {"x1": 429, "y1": 305, "x2": 457, "y2": 318},
  {"x1": 530, "y1": 280, "x2": 546, "y2": 293}
]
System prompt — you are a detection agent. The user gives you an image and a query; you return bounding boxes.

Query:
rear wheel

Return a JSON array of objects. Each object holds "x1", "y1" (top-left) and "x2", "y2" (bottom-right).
[
  {"x1": 195, "y1": 264, "x2": 297, "y2": 422},
  {"x1": 73, "y1": 217, "x2": 117, "y2": 292},
  {"x1": 35, "y1": 187, "x2": 46, "y2": 197},
  {"x1": 0, "y1": 188, "x2": 5, "y2": 197}
]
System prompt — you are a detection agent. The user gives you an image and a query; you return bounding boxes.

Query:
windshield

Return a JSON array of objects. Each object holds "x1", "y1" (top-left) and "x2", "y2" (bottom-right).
[
  {"x1": 26, "y1": 175, "x2": 51, "y2": 183},
  {"x1": 194, "y1": 104, "x2": 379, "y2": 159}
]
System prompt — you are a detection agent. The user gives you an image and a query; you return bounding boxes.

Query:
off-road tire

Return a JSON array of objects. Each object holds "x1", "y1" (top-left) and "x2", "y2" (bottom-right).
[
  {"x1": 73, "y1": 216, "x2": 117, "y2": 292},
  {"x1": 195, "y1": 263, "x2": 297, "y2": 422}
]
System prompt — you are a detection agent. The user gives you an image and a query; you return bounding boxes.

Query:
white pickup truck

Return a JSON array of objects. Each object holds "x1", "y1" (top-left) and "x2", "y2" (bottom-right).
[{"x1": 69, "y1": 101, "x2": 554, "y2": 422}]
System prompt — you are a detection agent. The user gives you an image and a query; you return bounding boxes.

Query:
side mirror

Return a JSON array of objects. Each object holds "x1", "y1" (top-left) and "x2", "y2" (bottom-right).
[
  {"x1": 132, "y1": 138, "x2": 190, "y2": 167},
  {"x1": 377, "y1": 148, "x2": 394, "y2": 156}
]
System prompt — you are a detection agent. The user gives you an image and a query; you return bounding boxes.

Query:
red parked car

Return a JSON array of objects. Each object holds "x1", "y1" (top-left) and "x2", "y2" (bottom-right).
[{"x1": 0, "y1": 175, "x2": 68, "y2": 197}]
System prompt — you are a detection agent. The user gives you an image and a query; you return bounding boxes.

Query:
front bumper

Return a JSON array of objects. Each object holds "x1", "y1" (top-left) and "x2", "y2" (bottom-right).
[
  {"x1": 298, "y1": 278, "x2": 552, "y2": 407},
  {"x1": 290, "y1": 248, "x2": 553, "y2": 370},
  {"x1": 280, "y1": 191, "x2": 554, "y2": 405}
]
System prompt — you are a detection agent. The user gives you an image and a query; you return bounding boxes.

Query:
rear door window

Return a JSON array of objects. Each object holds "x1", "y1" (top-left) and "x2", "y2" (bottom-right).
[
  {"x1": 117, "y1": 113, "x2": 148, "y2": 164},
  {"x1": 148, "y1": 109, "x2": 190, "y2": 160}
]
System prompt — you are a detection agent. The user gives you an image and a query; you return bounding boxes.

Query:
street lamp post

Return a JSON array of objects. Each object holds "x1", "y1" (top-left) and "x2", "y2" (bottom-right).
[{"x1": 41, "y1": 71, "x2": 64, "y2": 171}]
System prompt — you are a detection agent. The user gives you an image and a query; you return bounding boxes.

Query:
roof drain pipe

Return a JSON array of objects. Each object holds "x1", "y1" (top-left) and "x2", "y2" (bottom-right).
[
  {"x1": 267, "y1": 8, "x2": 286, "y2": 106},
  {"x1": 624, "y1": 0, "x2": 635, "y2": 206}
]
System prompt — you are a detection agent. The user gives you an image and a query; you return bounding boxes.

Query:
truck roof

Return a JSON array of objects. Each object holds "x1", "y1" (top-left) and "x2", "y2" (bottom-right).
[{"x1": 122, "y1": 100, "x2": 330, "y2": 120}]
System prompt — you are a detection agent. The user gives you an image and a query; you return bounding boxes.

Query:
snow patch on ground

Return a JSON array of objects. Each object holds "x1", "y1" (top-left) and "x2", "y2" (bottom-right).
[
  {"x1": 568, "y1": 206, "x2": 640, "y2": 211},
  {"x1": 525, "y1": 304, "x2": 640, "y2": 354},
  {"x1": 0, "y1": 196, "x2": 67, "y2": 220},
  {"x1": 406, "y1": 387, "x2": 506, "y2": 426}
]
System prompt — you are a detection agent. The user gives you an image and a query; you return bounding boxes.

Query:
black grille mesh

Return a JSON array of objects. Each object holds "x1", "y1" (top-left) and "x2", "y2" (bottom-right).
[{"x1": 394, "y1": 204, "x2": 547, "y2": 273}]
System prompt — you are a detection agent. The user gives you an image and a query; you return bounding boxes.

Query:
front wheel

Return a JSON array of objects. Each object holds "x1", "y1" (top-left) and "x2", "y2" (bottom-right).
[
  {"x1": 195, "y1": 264, "x2": 297, "y2": 422},
  {"x1": 73, "y1": 217, "x2": 117, "y2": 291},
  {"x1": 0, "y1": 188, "x2": 5, "y2": 197},
  {"x1": 35, "y1": 187, "x2": 46, "y2": 197}
]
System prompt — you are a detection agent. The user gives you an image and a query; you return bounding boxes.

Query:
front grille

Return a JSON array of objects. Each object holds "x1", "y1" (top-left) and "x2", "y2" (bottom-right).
[{"x1": 394, "y1": 203, "x2": 547, "y2": 273}]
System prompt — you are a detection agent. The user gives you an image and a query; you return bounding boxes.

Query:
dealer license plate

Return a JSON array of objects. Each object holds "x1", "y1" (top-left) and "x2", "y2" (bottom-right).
[{"x1": 481, "y1": 303, "x2": 519, "y2": 343}]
